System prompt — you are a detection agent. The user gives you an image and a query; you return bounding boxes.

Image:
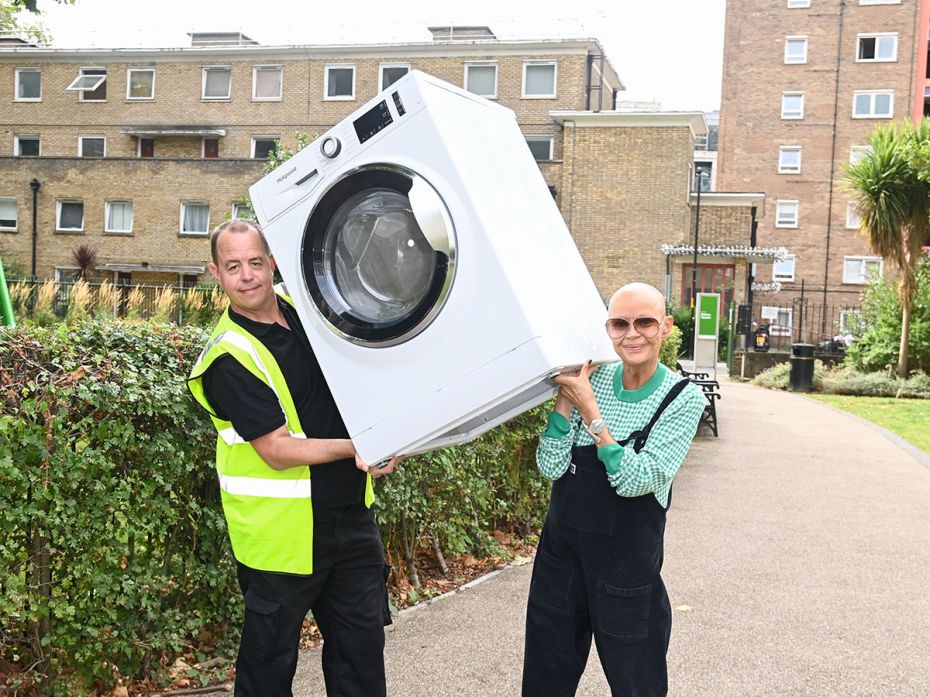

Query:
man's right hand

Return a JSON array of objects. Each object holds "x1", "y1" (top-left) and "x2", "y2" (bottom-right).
[{"x1": 355, "y1": 453, "x2": 403, "y2": 478}]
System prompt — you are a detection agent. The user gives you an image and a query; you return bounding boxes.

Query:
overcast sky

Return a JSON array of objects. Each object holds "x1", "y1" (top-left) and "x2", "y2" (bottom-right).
[{"x1": 35, "y1": 0, "x2": 726, "y2": 112}]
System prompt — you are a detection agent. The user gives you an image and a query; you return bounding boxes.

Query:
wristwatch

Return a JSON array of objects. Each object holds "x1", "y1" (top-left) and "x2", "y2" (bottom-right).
[{"x1": 585, "y1": 418, "x2": 607, "y2": 444}]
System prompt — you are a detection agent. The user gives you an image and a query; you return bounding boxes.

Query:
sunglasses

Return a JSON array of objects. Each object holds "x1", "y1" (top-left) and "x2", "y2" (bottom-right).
[{"x1": 605, "y1": 317, "x2": 661, "y2": 339}]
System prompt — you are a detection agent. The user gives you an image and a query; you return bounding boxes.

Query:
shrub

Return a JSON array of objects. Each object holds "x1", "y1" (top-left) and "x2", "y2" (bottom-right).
[
  {"x1": 752, "y1": 361, "x2": 791, "y2": 389},
  {"x1": 661, "y1": 324, "x2": 683, "y2": 369}
]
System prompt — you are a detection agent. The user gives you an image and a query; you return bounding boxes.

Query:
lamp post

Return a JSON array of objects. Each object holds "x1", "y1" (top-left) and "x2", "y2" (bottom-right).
[
  {"x1": 690, "y1": 167, "x2": 708, "y2": 356},
  {"x1": 30, "y1": 178, "x2": 40, "y2": 281}
]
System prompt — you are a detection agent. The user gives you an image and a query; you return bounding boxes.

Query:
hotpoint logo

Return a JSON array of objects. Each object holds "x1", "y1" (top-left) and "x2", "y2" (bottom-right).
[{"x1": 276, "y1": 166, "x2": 298, "y2": 184}]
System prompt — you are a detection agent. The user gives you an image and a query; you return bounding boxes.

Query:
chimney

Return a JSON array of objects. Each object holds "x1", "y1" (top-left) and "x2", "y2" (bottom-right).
[{"x1": 188, "y1": 32, "x2": 259, "y2": 47}]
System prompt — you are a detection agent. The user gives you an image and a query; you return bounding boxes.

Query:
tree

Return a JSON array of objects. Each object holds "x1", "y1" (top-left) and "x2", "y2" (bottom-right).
[
  {"x1": 1, "y1": 0, "x2": 75, "y2": 44},
  {"x1": 845, "y1": 120, "x2": 930, "y2": 377}
]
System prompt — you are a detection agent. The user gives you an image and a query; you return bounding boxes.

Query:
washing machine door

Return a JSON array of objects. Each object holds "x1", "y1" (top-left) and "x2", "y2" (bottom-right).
[{"x1": 301, "y1": 164, "x2": 456, "y2": 346}]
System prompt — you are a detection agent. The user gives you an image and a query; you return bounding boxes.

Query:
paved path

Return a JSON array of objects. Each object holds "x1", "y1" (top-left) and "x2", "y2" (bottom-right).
[{"x1": 293, "y1": 381, "x2": 930, "y2": 696}]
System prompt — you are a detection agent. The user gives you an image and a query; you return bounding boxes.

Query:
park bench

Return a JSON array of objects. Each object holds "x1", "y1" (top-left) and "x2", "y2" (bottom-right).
[{"x1": 676, "y1": 362, "x2": 720, "y2": 437}]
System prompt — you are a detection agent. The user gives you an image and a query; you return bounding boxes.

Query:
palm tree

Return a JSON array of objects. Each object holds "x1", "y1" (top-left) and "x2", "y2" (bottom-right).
[{"x1": 845, "y1": 121, "x2": 930, "y2": 377}]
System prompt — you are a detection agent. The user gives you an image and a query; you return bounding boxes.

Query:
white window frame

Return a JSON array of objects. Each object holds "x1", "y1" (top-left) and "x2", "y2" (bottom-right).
[
  {"x1": 839, "y1": 310, "x2": 862, "y2": 333},
  {"x1": 180, "y1": 202, "x2": 210, "y2": 236},
  {"x1": 379, "y1": 63, "x2": 410, "y2": 91},
  {"x1": 859, "y1": 0, "x2": 901, "y2": 4},
  {"x1": 78, "y1": 135, "x2": 106, "y2": 158},
  {"x1": 525, "y1": 136, "x2": 554, "y2": 161},
  {"x1": 126, "y1": 68, "x2": 155, "y2": 100},
  {"x1": 852, "y1": 90, "x2": 894, "y2": 118},
  {"x1": 761, "y1": 306, "x2": 794, "y2": 336},
  {"x1": 784, "y1": 36, "x2": 808, "y2": 64},
  {"x1": 849, "y1": 145, "x2": 872, "y2": 164},
  {"x1": 104, "y1": 200, "x2": 134, "y2": 234},
  {"x1": 775, "y1": 200, "x2": 800, "y2": 228},
  {"x1": 522, "y1": 60, "x2": 558, "y2": 99},
  {"x1": 14, "y1": 68, "x2": 42, "y2": 102},
  {"x1": 464, "y1": 62, "x2": 498, "y2": 98},
  {"x1": 202, "y1": 66, "x2": 232, "y2": 100},
  {"x1": 324, "y1": 64, "x2": 356, "y2": 101},
  {"x1": 14, "y1": 134, "x2": 40, "y2": 157},
  {"x1": 232, "y1": 203, "x2": 254, "y2": 219},
  {"x1": 71, "y1": 67, "x2": 107, "y2": 102},
  {"x1": 56, "y1": 200, "x2": 85, "y2": 232},
  {"x1": 787, "y1": 0, "x2": 811, "y2": 7},
  {"x1": 845, "y1": 202, "x2": 862, "y2": 229},
  {"x1": 843, "y1": 256, "x2": 883, "y2": 284},
  {"x1": 856, "y1": 33, "x2": 898, "y2": 62},
  {"x1": 778, "y1": 145, "x2": 802, "y2": 173},
  {"x1": 251, "y1": 136, "x2": 280, "y2": 159},
  {"x1": 252, "y1": 65, "x2": 283, "y2": 101},
  {"x1": 781, "y1": 91, "x2": 805, "y2": 119},
  {"x1": 772, "y1": 255, "x2": 797, "y2": 282},
  {"x1": 0, "y1": 197, "x2": 17, "y2": 232}
]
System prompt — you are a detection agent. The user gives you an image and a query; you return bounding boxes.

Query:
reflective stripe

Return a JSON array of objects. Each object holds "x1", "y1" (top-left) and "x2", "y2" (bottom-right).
[
  {"x1": 218, "y1": 426, "x2": 306, "y2": 446},
  {"x1": 218, "y1": 472, "x2": 312, "y2": 499}
]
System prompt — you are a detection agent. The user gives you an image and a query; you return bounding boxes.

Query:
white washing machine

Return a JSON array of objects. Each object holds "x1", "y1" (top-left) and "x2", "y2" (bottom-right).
[{"x1": 249, "y1": 70, "x2": 617, "y2": 464}]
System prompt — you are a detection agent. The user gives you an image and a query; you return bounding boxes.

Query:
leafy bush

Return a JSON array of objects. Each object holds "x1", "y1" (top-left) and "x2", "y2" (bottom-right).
[
  {"x1": 660, "y1": 325, "x2": 683, "y2": 369},
  {"x1": 754, "y1": 361, "x2": 930, "y2": 399},
  {"x1": 752, "y1": 361, "x2": 791, "y2": 389}
]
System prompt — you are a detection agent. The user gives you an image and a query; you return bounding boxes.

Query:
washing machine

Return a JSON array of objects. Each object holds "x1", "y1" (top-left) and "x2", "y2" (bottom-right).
[{"x1": 249, "y1": 70, "x2": 617, "y2": 464}]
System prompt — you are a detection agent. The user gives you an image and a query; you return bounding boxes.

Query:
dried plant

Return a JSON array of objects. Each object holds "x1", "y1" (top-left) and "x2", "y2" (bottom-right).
[
  {"x1": 8, "y1": 281, "x2": 31, "y2": 315},
  {"x1": 151, "y1": 285, "x2": 178, "y2": 324},
  {"x1": 95, "y1": 280, "x2": 117, "y2": 320},
  {"x1": 65, "y1": 278, "x2": 92, "y2": 325},
  {"x1": 125, "y1": 286, "x2": 145, "y2": 321},
  {"x1": 32, "y1": 279, "x2": 58, "y2": 326}
]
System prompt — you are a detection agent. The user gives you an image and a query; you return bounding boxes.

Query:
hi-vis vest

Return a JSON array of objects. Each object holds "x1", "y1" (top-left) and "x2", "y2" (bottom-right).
[{"x1": 187, "y1": 295, "x2": 375, "y2": 575}]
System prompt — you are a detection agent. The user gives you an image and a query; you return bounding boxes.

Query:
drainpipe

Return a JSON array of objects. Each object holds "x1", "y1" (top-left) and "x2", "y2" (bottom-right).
[
  {"x1": 30, "y1": 178, "x2": 40, "y2": 280},
  {"x1": 746, "y1": 206, "x2": 758, "y2": 349}
]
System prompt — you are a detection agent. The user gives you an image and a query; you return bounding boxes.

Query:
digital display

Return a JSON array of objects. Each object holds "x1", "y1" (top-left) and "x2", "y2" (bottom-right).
[{"x1": 354, "y1": 100, "x2": 393, "y2": 144}]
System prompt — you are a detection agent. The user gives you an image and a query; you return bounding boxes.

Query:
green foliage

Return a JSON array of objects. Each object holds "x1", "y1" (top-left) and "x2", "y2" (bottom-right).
[
  {"x1": 669, "y1": 305, "x2": 692, "y2": 358},
  {"x1": 844, "y1": 256, "x2": 930, "y2": 375},
  {"x1": 753, "y1": 361, "x2": 930, "y2": 399},
  {"x1": 752, "y1": 361, "x2": 791, "y2": 390},
  {"x1": 660, "y1": 325, "x2": 683, "y2": 370},
  {"x1": 236, "y1": 132, "x2": 315, "y2": 221}
]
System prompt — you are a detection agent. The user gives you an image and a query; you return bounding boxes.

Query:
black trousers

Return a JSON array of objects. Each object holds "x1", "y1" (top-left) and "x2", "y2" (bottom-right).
[
  {"x1": 523, "y1": 446, "x2": 672, "y2": 697},
  {"x1": 234, "y1": 503, "x2": 391, "y2": 697}
]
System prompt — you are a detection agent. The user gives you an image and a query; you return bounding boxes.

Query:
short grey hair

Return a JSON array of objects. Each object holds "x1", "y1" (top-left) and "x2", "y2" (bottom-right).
[{"x1": 209, "y1": 218, "x2": 271, "y2": 264}]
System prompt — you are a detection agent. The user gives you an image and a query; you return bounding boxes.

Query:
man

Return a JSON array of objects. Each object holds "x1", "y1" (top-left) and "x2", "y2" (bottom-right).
[
  {"x1": 187, "y1": 219, "x2": 399, "y2": 697},
  {"x1": 522, "y1": 282, "x2": 706, "y2": 697}
]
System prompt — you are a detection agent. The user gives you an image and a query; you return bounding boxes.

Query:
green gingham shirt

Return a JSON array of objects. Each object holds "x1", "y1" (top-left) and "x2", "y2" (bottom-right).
[{"x1": 537, "y1": 362, "x2": 706, "y2": 507}]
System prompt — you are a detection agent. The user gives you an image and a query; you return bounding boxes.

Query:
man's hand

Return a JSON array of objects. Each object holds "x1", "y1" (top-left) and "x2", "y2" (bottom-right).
[
  {"x1": 553, "y1": 361, "x2": 600, "y2": 422},
  {"x1": 355, "y1": 454, "x2": 403, "y2": 479}
]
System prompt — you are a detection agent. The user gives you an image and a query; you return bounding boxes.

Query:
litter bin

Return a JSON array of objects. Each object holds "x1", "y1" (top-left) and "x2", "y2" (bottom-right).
[{"x1": 789, "y1": 343, "x2": 815, "y2": 392}]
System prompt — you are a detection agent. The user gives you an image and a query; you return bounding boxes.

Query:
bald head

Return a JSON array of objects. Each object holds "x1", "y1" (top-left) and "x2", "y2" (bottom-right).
[
  {"x1": 210, "y1": 219, "x2": 271, "y2": 265},
  {"x1": 608, "y1": 282, "x2": 667, "y2": 318}
]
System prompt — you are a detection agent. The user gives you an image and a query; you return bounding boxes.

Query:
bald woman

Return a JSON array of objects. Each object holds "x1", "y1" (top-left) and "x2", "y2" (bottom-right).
[{"x1": 522, "y1": 283, "x2": 706, "y2": 697}]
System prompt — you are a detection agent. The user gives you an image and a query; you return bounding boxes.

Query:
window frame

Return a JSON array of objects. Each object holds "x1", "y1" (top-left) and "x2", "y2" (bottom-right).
[
  {"x1": 379, "y1": 62, "x2": 411, "y2": 91},
  {"x1": 761, "y1": 306, "x2": 794, "y2": 336},
  {"x1": 71, "y1": 67, "x2": 107, "y2": 102},
  {"x1": 14, "y1": 67, "x2": 42, "y2": 102},
  {"x1": 464, "y1": 62, "x2": 498, "y2": 98},
  {"x1": 56, "y1": 200, "x2": 85, "y2": 233},
  {"x1": 843, "y1": 256, "x2": 884, "y2": 284},
  {"x1": 126, "y1": 67, "x2": 156, "y2": 100},
  {"x1": 778, "y1": 145, "x2": 802, "y2": 173},
  {"x1": 849, "y1": 145, "x2": 872, "y2": 164},
  {"x1": 324, "y1": 64, "x2": 356, "y2": 101},
  {"x1": 0, "y1": 197, "x2": 18, "y2": 232},
  {"x1": 781, "y1": 91, "x2": 805, "y2": 119},
  {"x1": 845, "y1": 202, "x2": 862, "y2": 229},
  {"x1": 78, "y1": 135, "x2": 106, "y2": 158},
  {"x1": 525, "y1": 136, "x2": 555, "y2": 162},
  {"x1": 522, "y1": 60, "x2": 558, "y2": 99},
  {"x1": 852, "y1": 89, "x2": 894, "y2": 119},
  {"x1": 251, "y1": 65, "x2": 283, "y2": 101},
  {"x1": 202, "y1": 66, "x2": 232, "y2": 101},
  {"x1": 787, "y1": 0, "x2": 811, "y2": 7},
  {"x1": 772, "y1": 255, "x2": 797, "y2": 282},
  {"x1": 856, "y1": 33, "x2": 898, "y2": 63},
  {"x1": 14, "y1": 134, "x2": 40, "y2": 157},
  {"x1": 104, "y1": 200, "x2": 134, "y2": 235},
  {"x1": 180, "y1": 202, "x2": 211, "y2": 236},
  {"x1": 775, "y1": 199, "x2": 800, "y2": 228},
  {"x1": 839, "y1": 310, "x2": 862, "y2": 333},
  {"x1": 859, "y1": 0, "x2": 901, "y2": 4},
  {"x1": 251, "y1": 136, "x2": 280, "y2": 159},
  {"x1": 784, "y1": 36, "x2": 809, "y2": 64},
  {"x1": 232, "y1": 203, "x2": 254, "y2": 220}
]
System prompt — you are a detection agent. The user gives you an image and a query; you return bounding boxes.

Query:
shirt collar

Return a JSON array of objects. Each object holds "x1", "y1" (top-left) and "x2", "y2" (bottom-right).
[
  {"x1": 227, "y1": 297, "x2": 290, "y2": 337},
  {"x1": 613, "y1": 361, "x2": 667, "y2": 403}
]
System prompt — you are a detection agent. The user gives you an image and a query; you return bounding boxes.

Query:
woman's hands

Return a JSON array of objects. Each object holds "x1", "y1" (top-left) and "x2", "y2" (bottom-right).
[{"x1": 553, "y1": 361, "x2": 600, "y2": 423}]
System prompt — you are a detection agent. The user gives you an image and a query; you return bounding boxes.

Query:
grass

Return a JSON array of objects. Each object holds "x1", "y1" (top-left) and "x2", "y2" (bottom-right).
[{"x1": 810, "y1": 394, "x2": 930, "y2": 456}]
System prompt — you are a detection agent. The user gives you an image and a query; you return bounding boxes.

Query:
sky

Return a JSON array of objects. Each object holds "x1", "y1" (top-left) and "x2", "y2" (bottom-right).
[{"x1": 33, "y1": 0, "x2": 726, "y2": 112}]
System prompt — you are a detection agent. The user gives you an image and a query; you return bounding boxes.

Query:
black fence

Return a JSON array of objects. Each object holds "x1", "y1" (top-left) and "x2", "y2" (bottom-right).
[{"x1": 744, "y1": 299, "x2": 863, "y2": 353}]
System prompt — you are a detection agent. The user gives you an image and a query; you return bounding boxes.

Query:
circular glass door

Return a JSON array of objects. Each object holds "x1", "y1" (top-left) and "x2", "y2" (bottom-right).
[{"x1": 302, "y1": 165, "x2": 456, "y2": 346}]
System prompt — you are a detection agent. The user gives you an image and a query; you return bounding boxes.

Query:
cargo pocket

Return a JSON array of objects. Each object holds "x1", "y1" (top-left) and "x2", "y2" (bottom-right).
[
  {"x1": 596, "y1": 581, "x2": 652, "y2": 642},
  {"x1": 382, "y1": 563, "x2": 394, "y2": 626},
  {"x1": 529, "y1": 548, "x2": 573, "y2": 613},
  {"x1": 241, "y1": 589, "x2": 282, "y2": 661}
]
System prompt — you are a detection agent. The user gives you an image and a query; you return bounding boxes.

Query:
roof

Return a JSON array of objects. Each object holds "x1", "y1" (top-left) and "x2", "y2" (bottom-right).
[{"x1": 551, "y1": 110, "x2": 708, "y2": 136}]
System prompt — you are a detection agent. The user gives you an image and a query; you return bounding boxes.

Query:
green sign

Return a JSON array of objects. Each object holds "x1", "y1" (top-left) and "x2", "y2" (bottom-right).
[{"x1": 696, "y1": 293, "x2": 720, "y2": 339}]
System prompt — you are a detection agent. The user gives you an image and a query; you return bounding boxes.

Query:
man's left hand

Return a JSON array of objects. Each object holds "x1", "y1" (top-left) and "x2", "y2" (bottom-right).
[{"x1": 355, "y1": 454, "x2": 403, "y2": 478}]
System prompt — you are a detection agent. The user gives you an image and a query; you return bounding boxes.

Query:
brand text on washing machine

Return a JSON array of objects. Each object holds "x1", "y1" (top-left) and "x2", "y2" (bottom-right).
[{"x1": 276, "y1": 166, "x2": 298, "y2": 184}]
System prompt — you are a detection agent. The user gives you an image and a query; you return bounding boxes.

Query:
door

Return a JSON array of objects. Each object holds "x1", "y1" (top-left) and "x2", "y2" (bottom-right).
[
  {"x1": 301, "y1": 165, "x2": 456, "y2": 346},
  {"x1": 140, "y1": 138, "x2": 154, "y2": 158},
  {"x1": 203, "y1": 138, "x2": 219, "y2": 159},
  {"x1": 680, "y1": 263, "x2": 735, "y2": 313}
]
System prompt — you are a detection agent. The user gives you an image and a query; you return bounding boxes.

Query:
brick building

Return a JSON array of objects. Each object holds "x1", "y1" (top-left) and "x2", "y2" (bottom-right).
[{"x1": 718, "y1": 0, "x2": 930, "y2": 326}]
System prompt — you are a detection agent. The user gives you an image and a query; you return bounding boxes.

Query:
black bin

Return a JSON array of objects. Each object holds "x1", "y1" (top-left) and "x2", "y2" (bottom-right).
[{"x1": 789, "y1": 343, "x2": 815, "y2": 392}]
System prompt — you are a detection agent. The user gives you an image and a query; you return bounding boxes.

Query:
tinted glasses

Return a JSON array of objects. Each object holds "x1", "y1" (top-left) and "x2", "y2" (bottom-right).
[{"x1": 605, "y1": 316, "x2": 661, "y2": 339}]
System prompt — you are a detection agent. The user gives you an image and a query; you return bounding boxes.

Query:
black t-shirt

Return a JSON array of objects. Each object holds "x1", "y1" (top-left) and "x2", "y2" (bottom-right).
[{"x1": 201, "y1": 298, "x2": 365, "y2": 508}]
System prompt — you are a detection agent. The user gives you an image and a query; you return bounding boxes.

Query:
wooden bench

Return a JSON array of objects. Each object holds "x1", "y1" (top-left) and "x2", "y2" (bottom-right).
[{"x1": 676, "y1": 363, "x2": 720, "y2": 437}]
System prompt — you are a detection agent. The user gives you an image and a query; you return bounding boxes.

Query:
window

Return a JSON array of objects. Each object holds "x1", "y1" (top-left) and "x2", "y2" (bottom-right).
[
  {"x1": 66, "y1": 68, "x2": 107, "y2": 101},
  {"x1": 523, "y1": 61, "x2": 557, "y2": 98},
  {"x1": 325, "y1": 65, "x2": 355, "y2": 100},
  {"x1": 465, "y1": 63, "x2": 497, "y2": 97},
  {"x1": 859, "y1": 0, "x2": 901, "y2": 4},
  {"x1": 853, "y1": 90, "x2": 893, "y2": 118},
  {"x1": 787, "y1": 0, "x2": 811, "y2": 6},
  {"x1": 525, "y1": 136, "x2": 554, "y2": 161},
  {"x1": 139, "y1": 138, "x2": 154, "y2": 158},
  {"x1": 57, "y1": 200, "x2": 84, "y2": 232},
  {"x1": 850, "y1": 145, "x2": 872, "y2": 164},
  {"x1": 233, "y1": 203, "x2": 254, "y2": 219},
  {"x1": 203, "y1": 138, "x2": 219, "y2": 159},
  {"x1": 839, "y1": 310, "x2": 862, "y2": 333},
  {"x1": 105, "y1": 201, "x2": 133, "y2": 234},
  {"x1": 778, "y1": 146, "x2": 802, "y2": 173},
  {"x1": 784, "y1": 36, "x2": 808, "y2": 64},
  {"x1": 694, "y1": 164, "x2": 712, "y2": 191},
  {"x1": 15, "y1": 68, "x2": 41, "y2": 101},
  {"x1": 251, "y1": 137, "x2": 278, "y2": 159},
  {"x1": 761, "y1": 306, "x2": 793, "y2": 336},
  {"x1": 252, "y1": 65, "x2": 282, "y2": 100},
  {"x1": 845, "y1": 202, "x2": 861, "y2": 229},
  {"x1": 772, "y1": 255, "x2": 796, "y2": 282},
  {"x1": 843, "y1": 256, "x2": 883, "y2": 283},
  {"x1": 775, "y1": 200, "x2": 799, "y2": 227},
  {"x1": 781, "y1": 92, "x2": 804, "y2": 119},
  {"x1": 182, "y1": 274, "x2": 199, "y2": 288},
  {"x1": 79, "y1": 136, "x2": 106, "y2": 158},
  {"x1": 857, "y1": 34, "x2": 897, "y2": 62},
  {"x1": 0, "y1": 198, "x2": 17, "y2": 231},
  {"x1": 127, "y1": 68, "x2": 155, "y2": 99},
  {"x1": 181, "y1": 202, "x2": 210, "y2": 235},
  {"x1": 14, "y1": 134, "x2": 40, "y2": 157},
  {"x1": 380, "y1": 63, "x2": 410, "y2": 91},
  {"x1": 202, "y1": 67, "x2": 232, "y2": 100}
]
